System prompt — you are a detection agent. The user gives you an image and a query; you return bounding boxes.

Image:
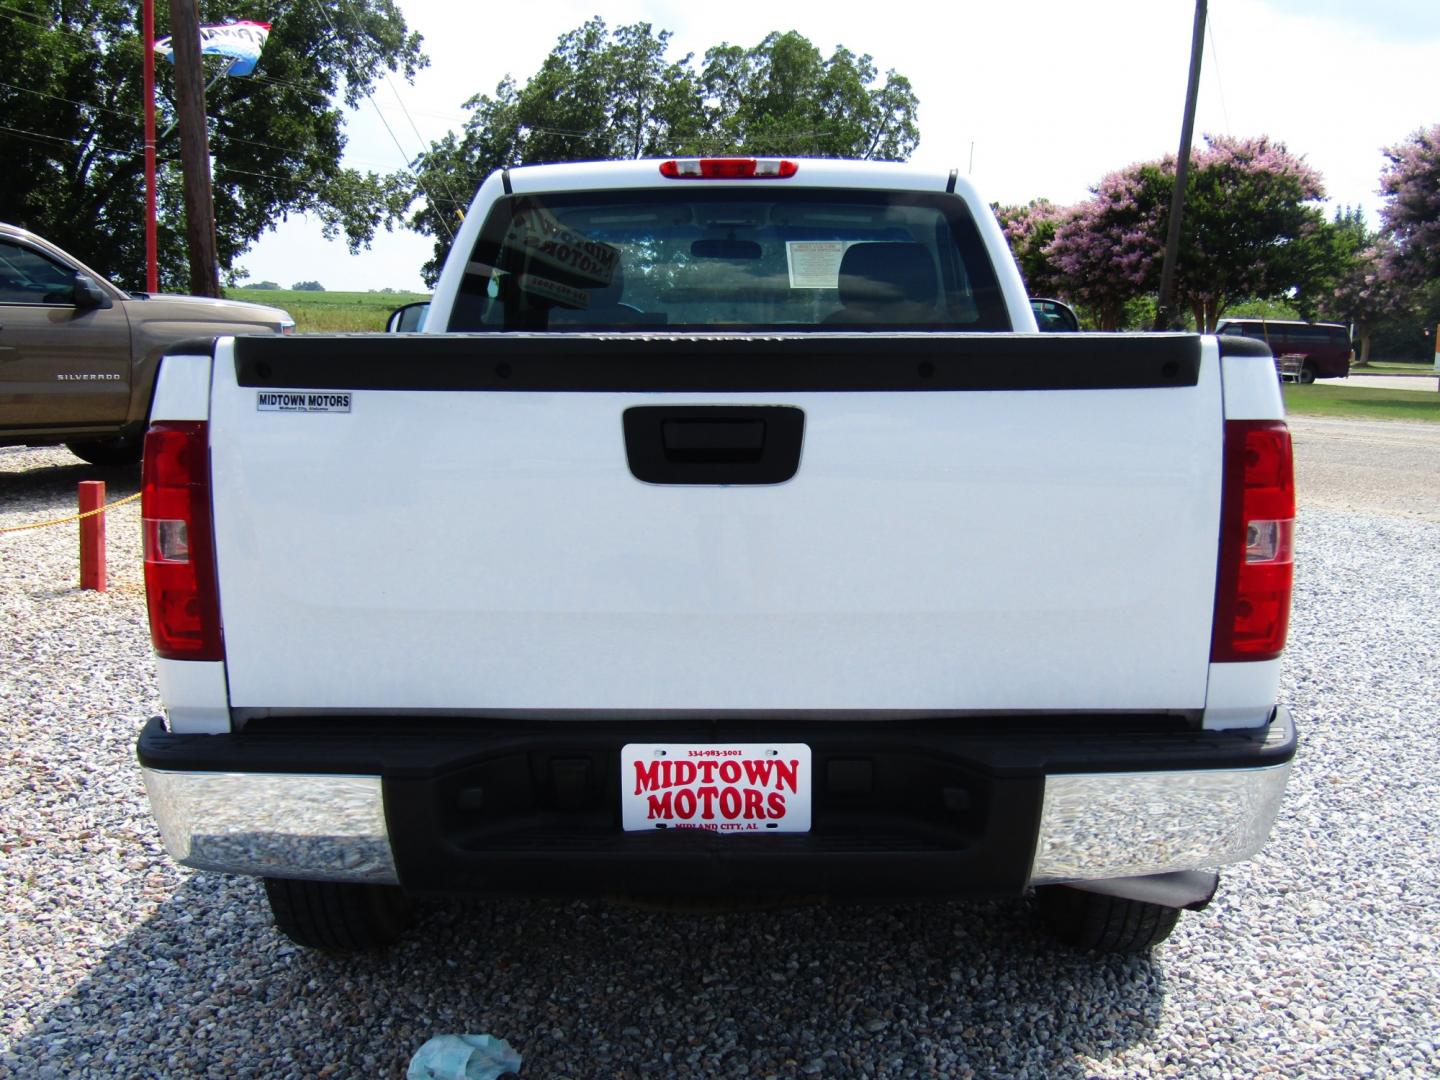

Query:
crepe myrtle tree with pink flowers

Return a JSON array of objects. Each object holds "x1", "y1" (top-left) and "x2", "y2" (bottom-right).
[
  {"x1": 1320, "y1": 206, "x2": 1407, "y2": 366},
  {"x1": 994, "y1": 199, "x2": 1068, "y2": 299},
  {"x1": 1377, "y1": 125, "x2": 1440, "y2": 290},
  {"x1": 1039, "y1": 135, "x2": 1335, "y2": 332},
  {"x1": 1045, "y1": 165, "x2": 1164, "y2": 330},
  {"x1": 1168, "y1": 135, "x2": 1333, "y2": 332},
  {"x1": 1330, "y1": 243, "x2": 1406, "y2": 365}
]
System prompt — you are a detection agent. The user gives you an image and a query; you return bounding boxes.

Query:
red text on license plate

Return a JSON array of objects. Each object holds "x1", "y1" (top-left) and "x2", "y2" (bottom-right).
[{"x1": 620, "y1": 744, "x2": 812, "y2": 833}]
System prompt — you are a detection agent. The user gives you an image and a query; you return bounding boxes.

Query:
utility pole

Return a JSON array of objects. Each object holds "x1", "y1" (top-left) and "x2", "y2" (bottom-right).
[
  {"x1": 143, "y1": 0, "x2": 157, "y2": 293},
  {"x1": 167, "y1": 0, "x2": 221, "y2": 298},
  {"x1": 1154, "y1": 0, "x2": 1207, "y2": 332}
]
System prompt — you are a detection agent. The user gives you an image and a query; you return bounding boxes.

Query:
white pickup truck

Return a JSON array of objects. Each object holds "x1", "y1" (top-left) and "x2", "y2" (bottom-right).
[{"x1": 136, "y1": 158, "x2": 1295, "y2": 954}]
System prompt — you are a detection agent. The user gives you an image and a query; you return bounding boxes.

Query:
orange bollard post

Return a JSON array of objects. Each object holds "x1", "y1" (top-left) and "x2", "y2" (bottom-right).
[{"x1": 79, "y1": 480, "x2": 106, "y2": 592}]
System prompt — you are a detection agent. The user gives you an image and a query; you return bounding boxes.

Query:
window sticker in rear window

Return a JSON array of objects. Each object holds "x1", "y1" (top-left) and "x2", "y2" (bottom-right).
[{"x1": 785, "y1": 240, "x2": 852, "y2": 289}]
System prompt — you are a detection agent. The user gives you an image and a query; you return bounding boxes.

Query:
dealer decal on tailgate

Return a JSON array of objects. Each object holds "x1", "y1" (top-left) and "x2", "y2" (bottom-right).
[{"x1": 620, "y1": 744, "x2": 812, "y2": 833}]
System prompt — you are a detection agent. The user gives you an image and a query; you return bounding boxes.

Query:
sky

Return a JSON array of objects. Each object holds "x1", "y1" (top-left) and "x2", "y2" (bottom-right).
[{"x1": 238, "y1": 0, "x2": 1440, "y2": 293}]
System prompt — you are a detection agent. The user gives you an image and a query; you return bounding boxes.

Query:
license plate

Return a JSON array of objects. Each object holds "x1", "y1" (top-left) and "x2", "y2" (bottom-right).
[{"x1": 620, "y1": 743, "x2": 812, "y2": 833}]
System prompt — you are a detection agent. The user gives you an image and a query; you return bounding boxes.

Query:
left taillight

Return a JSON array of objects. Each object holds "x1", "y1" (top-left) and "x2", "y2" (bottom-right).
[
  {"x1": 1211, "y1": 420, "x2": 1294, "y2": 662},
  {"x1": 142, "y1": 421, "x2": 223, "y2": 661}
]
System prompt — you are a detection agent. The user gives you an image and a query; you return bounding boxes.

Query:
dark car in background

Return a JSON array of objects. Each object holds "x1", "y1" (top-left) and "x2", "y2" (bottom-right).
[{"x1": 1214, "y1": 319, "x2": 1351, "y2": 382}]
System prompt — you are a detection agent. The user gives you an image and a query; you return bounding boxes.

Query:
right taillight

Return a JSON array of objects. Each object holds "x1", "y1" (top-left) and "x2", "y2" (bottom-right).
[
  {"x1": 1211, "y1": 420, "x2": 1294, "y2": 662},
  {"x1": 142, "y1": 421, "x2": 223, "y2": 661}
]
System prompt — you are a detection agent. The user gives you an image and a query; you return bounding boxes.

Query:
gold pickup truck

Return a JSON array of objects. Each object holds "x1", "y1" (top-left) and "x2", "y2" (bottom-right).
[{"x1": 0, "y1": 222, "x2": 293, "y2": 465}]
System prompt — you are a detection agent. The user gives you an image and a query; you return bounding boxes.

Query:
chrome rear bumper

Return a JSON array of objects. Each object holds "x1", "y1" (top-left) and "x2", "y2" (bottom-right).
[
  {"x1": 1030, "y1": 761, "x2": 1291, "y2": 883},
  {"x1": 138, "y1": 708, "x2": 1294, "y2": 891},
  {"x1": 142, "y1": 769, "x2": 398, "y2": 884}
]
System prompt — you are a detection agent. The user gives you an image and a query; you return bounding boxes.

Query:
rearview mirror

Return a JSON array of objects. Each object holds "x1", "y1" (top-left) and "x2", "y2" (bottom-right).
[
  {"x1": 72, "y1": 273, "x2": 112, "y2": 310},
  {"x1": 386, "y1": 301, "x2": 430, "y2": 332},
  {"x1": 691, "y1": 238, "x2": 762, "y2": 260}
]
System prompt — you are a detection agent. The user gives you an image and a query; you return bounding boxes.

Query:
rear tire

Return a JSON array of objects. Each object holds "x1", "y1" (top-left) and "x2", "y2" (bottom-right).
[
  {"x1": 64, "y1": 434, "x2": 143, "y2": 466},
  {"x1": 1035, "y1": 886, "x2": 1181, "y2": 953},
  {"x1": 1297, "y1": 362, "x2": 1317, "y2": 384},
  {"x1": 263, "y1": 877, "x2": 413, "y2": 951}
]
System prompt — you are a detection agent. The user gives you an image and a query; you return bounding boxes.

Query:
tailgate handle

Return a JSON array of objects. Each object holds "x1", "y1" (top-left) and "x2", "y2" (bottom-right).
[
  {"x1": 662, "y1": 419, "x2": 765, "y2": 463},
  {"x1": 624, "y1": 406, "x2": 804, "y2": 485}
]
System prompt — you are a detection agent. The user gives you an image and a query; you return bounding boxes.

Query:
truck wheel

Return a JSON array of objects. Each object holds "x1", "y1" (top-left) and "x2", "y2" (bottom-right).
[
  {"x1": 262, "y1": 878, "x2": 413, "y2": 951},
  {"x1": 64, "y1": 434, "x2": 143, "y2": 467},
  {"x1": 1297, "y1": 362, "x2": 1317, "y2": 384},
  {"x1": 1034, "y1": 886, "x2": 1181, "y2": 953}
]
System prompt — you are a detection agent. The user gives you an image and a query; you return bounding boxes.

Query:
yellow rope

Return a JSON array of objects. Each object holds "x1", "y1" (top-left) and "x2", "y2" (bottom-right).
[{"x1": 0, "y1": 491, "x2": 142, "y2": 534}]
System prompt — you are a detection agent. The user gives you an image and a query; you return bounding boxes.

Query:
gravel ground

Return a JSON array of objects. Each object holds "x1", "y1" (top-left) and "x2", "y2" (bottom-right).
[{"x1": 2, "y1": 427, "x2": 1439, "y2": 1079}]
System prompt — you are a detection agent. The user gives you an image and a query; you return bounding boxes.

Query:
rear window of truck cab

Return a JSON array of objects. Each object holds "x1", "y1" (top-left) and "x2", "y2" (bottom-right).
[{"x1": 446, "y1": 189, "x2": 1011, "y2": 332}]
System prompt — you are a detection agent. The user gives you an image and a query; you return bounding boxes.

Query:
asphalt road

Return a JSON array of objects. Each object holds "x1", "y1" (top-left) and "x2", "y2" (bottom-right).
[{"x1": 1288, "y1": 413, "x2": 1440, "y2": 522}]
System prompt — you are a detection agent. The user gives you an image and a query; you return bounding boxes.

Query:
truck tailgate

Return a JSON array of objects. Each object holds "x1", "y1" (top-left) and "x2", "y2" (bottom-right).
[{"x1": 208, "y1": 334, "x2": 1222, "y2": 716}]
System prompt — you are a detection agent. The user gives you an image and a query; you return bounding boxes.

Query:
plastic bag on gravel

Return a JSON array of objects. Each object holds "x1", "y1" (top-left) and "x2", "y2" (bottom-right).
[{"x1": 406, "y1": 1033, "x2": 521, "y2": 1079}]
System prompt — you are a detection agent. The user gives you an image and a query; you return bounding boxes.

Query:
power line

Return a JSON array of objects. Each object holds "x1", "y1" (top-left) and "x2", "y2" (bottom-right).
[
  {"x1": 1205, "y1": 6, "x2": 1232, "y2": 134},
  {"x1": 0, "y1": 97, "x2": 322, "y2": 171},
  {"x1": 0, "y1": 120, "x2": 318, "y2": 188},
  {"x1": 0, "y1": 3, "x2": 59, "y2": 29},
  {"x1": 378, "y1": 72, "x2": 471, "y2": 222},
  {"x1": 0, "y1": 121, "x2": 135, "y2": 156},
  {"x1": 241, "y1": 71, "x2": 333, "y2": 101},
  {"x1": 328, "y1": 0, "x2": 471, "y2": 222},
  {"x1": 0, "y1": 79, "x2": 137, "y2": 122},
  {"x1": 0, "y1": 64, "x2": 415, "y2": 174},
  {"x1": 0, "y1": 79, "x2": 333, "y2": 162},
  {"x1": 307, "y1": 0, "x2": 453, "y2": 240}
]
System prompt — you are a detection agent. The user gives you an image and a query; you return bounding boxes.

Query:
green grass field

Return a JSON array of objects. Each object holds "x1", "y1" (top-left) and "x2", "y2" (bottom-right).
[
  {"x1": 227, "y1": 288, "x2": 429, "y2": 333},
  {"x1": 1352, "y1": 360, "x2": 1437, "y2": 376},
  {"x1": 1284, "y1": 383, "x2": 1440, "y2": 423}
]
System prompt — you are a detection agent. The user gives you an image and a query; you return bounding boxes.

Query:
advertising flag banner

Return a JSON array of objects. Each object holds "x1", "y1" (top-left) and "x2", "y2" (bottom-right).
[{"x1": 155, "y1": 20, "x2": 271, "y2": 77}]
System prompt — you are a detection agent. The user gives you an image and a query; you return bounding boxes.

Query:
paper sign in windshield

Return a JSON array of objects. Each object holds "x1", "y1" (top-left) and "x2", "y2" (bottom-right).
[
  {"x1": 786, "y1": 241, "x2": 852, "y2": 289},
  {"x1": 506, "y1": 206, "x2": 618, "y2": 287},
  {"x1": 516, "y1": 273, "x2": 589, "y2": 309}
]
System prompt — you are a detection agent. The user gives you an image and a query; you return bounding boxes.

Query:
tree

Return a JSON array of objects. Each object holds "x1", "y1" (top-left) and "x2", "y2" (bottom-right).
[
  {"x1": 994, "y1": 199, "x2": 1068, "y2": 298},
  {"x1": 241, "y1": 279, "x2": 281, "y2": 289},
  {"x1": 1047, "y1": 165, "x2": 1163, "y2": 330},
  {"x1": 406, "y1": 19, "x2": 921, "y2": 284},
  {"x1": 0, "y1": 1, "x2": 425, "y2": 291},
  {"x1": 1377, "y1": 124, "x2": 1440, "y2": 288},
  {"x1": 405, "y1": 19, "x2": 702, "y2": 283},
  {"x1": 1045, "y1": 135, "x2": 1333, "y2": 332},
  {"x1": 1316, "y1": 207, "x2": 1404, "y2": 365},
  {"x1": 697, "y1": 32, "x2": 918, "y2": 159},
  {"x1": 1170, "y1": 135, "x2": 1331, "y2": 331},
  {"x1": 291, "y1": 280, "x2": 325, "y2": 291}
]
